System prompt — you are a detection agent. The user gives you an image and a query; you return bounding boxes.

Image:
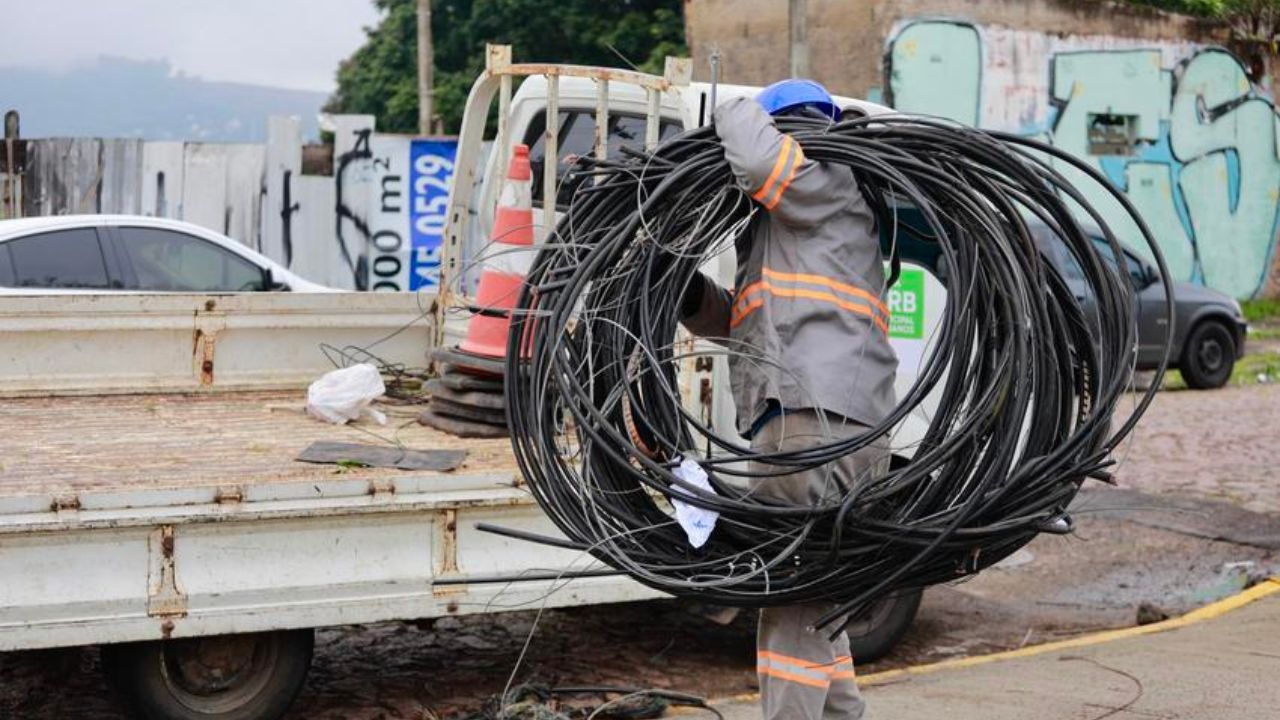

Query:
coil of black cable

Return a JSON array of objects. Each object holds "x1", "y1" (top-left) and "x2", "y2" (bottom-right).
[{"x1": 499, "y1": 113, "x2": 1172, "y2": 634}]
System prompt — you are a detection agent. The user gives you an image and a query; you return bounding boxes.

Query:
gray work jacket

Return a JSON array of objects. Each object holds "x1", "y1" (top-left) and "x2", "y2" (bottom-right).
[{"x1": 683, "y1": 96, "x2": 898, "y2": 435}]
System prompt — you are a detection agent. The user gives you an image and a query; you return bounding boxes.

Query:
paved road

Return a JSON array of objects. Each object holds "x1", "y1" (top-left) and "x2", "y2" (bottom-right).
[
  {"x1": 707, "y1": 582, "x2": 1280, "y2": 720},
  {"x1": 1113, "y1": 383, "x2": 1280, "y2": 515}
]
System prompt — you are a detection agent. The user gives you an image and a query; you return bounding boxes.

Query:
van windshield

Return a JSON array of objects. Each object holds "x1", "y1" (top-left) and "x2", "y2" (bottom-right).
[{"x1": 522, "y1": 110, "x2": 682, "y2": 209}]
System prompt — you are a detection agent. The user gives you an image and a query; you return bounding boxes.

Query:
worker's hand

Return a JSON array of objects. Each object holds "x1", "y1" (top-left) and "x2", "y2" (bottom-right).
[{"x1": 679, "y1": 272, "x2": 709, "y2": 319}]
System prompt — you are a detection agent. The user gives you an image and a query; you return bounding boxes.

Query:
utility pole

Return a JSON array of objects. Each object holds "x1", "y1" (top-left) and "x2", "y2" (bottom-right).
[
  {"x1": 417, "y1": 0, "x2": 434, "y2": 135},
  {"x1": 788, "y1": 0, "x2": 809, "y2": 78}
]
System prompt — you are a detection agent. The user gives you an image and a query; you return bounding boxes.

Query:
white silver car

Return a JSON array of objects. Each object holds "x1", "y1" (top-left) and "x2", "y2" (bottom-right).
[{"x1": 0, "y1": 215, "x2": 335, "y2": 293}]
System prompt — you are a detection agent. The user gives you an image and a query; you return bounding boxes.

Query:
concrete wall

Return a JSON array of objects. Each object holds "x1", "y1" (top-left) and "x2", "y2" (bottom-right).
[
  {"x1": 686, "y1": 0, "x2": 1280, "y2": 299},
  {"x1": 685, "y1": 0, "x2": 1218, "y2": 100}
]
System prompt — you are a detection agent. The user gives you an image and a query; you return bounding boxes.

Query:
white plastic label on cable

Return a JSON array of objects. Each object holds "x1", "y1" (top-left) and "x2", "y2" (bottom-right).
[{"x1": 670, "y1": 456, "x2": 719, "y2": 549}]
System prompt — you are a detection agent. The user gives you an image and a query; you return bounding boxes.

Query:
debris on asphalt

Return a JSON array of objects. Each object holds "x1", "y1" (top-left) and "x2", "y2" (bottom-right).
[{"x1": 1136, "y1": 602, "x2": 1171, "y2": 625}]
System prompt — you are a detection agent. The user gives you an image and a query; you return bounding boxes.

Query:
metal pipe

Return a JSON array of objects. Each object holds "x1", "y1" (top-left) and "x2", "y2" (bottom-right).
[
  {"x1": 789, "y1": 0, "x2": 810, "y2": 78},
  {"x1": 543, "y1": 74, "x2": 559, "y2": 240},
  {"x1": 709, "y1": 50, "x2": 721, "y2": 112},
  {"x1": 645, "y1": 89, "x2": 661, "y2": 152},
  {"x1": 496, "y1": 73, "x2": 513, "y2": 197},
  {"x1": 431, "y1": 568, "x2": 623, "y2": 586},
  {"x1": 594, "y1": 77, "x2": 609, "y2": 184}
]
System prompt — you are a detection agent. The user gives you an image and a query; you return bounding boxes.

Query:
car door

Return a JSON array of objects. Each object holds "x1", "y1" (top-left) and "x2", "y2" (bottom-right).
[
  {"x1": 1090, "y1": 241, "x2": 1170, "y2": 367},
  {"x1": 1036, "y1": 229, "x2": 1098, "y2": 325},
  {"x1": 113, "y1": 226, "x2": 269, "y2": 292},
  {"x1": 0, "y1": 227, "x2": 124, "y2": 289},
  {"x1": 1126, "y1": 251, "x2": 1172, "y2": 367}
]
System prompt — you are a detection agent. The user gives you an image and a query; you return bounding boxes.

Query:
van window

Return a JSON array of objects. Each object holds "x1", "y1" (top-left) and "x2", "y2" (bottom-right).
[{"x1": 522, "y1": 110, "x2": 682, "y2": 209}]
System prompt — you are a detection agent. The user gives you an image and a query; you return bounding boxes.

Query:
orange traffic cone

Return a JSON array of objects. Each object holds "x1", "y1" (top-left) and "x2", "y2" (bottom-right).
[
  {"x1": 445, "y1": 143, "x2": 536, "y2": 371},
  {"x1": 459, "y1": 143, "x2": 534, "y2": 359},
  {"x1": 424, "y1": 145, "x2": 536, "y2": 437}
]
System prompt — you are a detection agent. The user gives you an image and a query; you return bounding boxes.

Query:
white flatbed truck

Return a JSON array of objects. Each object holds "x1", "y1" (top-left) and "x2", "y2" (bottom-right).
[
  {"x1": 0, "y1": 51, "x2": 945, "y2": 719},
  {"x1": 0, "y1": 292, "x2": 666, "y2": 717}
]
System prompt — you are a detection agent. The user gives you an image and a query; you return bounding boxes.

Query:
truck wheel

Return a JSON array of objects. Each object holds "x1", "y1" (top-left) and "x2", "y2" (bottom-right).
[
  {"x1": 101, "y1": 629, "x2": 313, "y2": 720},
  {"x1": 1180, "y1": 321, "x2": 1235, "y2": 390},
  {"x1": 845, "y1": 589, "x2": 922, "y2": 664}
]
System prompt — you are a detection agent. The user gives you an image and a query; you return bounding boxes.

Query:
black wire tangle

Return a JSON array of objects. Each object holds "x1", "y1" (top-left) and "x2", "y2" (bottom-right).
[{"x1": 500, "y1": 113, "x2": 1173, "y2": 637}]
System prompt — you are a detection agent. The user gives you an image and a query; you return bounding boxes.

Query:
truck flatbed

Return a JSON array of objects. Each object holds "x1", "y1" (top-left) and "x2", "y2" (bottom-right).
[
  {"x1": 0, "y1": 292, "x2": 661, "y2": 656},
  {"x1": 0, "y1": 390, "x2": 514, "y2": 499}
]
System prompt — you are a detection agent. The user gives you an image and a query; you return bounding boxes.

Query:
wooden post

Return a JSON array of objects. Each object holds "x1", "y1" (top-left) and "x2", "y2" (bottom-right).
[
  {"x1": 789, "y1": 0, "x2": 809, "y2": 79},
  {"x1": 3, "y1": 111, "x2": 18, "y2": 219},
  {"x1": 417, "y1": 0, "x2": 434, "y2": 135}
]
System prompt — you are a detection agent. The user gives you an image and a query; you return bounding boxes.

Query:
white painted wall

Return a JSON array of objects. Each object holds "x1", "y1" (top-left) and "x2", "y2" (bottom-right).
[{"x1": 18, "y1": 116, "x2": 459, "y2": 292}]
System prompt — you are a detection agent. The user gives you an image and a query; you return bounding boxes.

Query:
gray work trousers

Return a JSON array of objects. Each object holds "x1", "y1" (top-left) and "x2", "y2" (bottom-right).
[{"x1": 749, "y1": 409, "x2": 890, "y2": 720}]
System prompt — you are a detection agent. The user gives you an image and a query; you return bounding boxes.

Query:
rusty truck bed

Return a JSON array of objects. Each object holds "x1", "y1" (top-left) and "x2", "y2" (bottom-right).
[{"x1": 0, "y1": 390, "x2": 515, "y2": 498}]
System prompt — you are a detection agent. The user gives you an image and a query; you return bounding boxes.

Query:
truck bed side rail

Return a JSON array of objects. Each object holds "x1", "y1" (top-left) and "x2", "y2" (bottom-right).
[{"x1": 437, "y1": 45, "x2": 692, "y2": 343}]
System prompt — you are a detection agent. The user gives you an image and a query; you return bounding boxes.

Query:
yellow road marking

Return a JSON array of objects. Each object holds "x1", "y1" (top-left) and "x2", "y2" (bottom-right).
[
  {"x1": 672, "y1": 577, "x2": 1280, "y2": 712},
  {"x1": 860, "y1": 576, "x2": 1280, "y2": 686}
]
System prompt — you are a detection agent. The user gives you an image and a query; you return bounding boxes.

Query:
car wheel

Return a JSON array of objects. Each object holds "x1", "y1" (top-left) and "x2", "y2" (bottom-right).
[
  {"x1": 844, "y1": 588, "x2": 923, "y2": 664},
  {"x1": 101, "y1": 630, "x2": 313, "y2": 720},
  {"x1": 1179, "y1": 320, "x2": 1235, "y2": 390}
]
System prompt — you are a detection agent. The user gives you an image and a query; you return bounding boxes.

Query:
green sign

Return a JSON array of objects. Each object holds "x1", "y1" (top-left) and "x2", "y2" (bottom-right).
[{"x1": 887, "y1": 268, "x2": 924, "y2": 339}]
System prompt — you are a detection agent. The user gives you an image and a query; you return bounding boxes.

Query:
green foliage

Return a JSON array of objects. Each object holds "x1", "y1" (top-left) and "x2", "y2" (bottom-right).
[
  {"x1": 1117, "y1": 0, "x2": 1225, "y2": 16},
  {"x1": 1162, "y1": 350, "x2": 1280, "y2": 389},
  {"x1": 1242, "y1": 297, "x2": 1280, "y2": 322},
  {"x1": 326, "y1": 0, "x2": 687, "y2": 134},
  {"x1": 1118, "y1": 0, "x2": 1280, "y2": 23}
]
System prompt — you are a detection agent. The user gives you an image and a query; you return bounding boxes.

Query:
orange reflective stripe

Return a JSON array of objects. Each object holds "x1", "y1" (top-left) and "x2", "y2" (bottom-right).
[
  {"x1": 729, "y1": 279, "x2": 766, "y2": 328},
  {"x1": 757, "y1": 650, "x2": 837, "y2": 688},
  {"x1": 762, "y1": 267, "x2": 890, "y2": 318},
  {"x1": 762, "y1": 142, "x2": 805, "y2": 211},
  {"x1": 756, "y1": 650, "x2": 857, "y2": 686},
  {"x1": 734, "y1": 280, "x2": 765, "y2": 308},
  {"x1": 775, "y1": 286, "x2": 888, "y2": 334},
  {"x1": 758, "y1": 665, "x2": 831, "y2": 688},
  {"x1": 730, "y1": 280, "x2": 889, "y2": 333},
  {"x1": 751, "y1": 137, "x2": 796, "y2": 203},
  {"x1": 757, "y1": 650, "x2": 848, "y2": 672},
  {"x1": 730, "y1": 296, "x2": 764, "y2": 329}
]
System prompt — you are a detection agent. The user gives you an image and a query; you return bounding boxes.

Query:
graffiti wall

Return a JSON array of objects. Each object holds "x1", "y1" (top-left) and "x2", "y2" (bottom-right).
[
  {"x1": 5, "y1": 116, "x2": 458, "y2": 292},
  {"x1": 886, "y1": 20, "x2": 1280, "y2": 299}
]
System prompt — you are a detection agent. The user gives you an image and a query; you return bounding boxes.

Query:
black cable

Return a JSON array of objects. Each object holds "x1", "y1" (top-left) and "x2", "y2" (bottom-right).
[{"x1": 499, "y1": 113, "x2": 1171, "y2": 637}]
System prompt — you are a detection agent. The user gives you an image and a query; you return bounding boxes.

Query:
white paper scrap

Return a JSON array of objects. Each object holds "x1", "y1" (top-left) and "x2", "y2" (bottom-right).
[{"x1": 671, "y1": 456, "x2": 719, "y2": 549}]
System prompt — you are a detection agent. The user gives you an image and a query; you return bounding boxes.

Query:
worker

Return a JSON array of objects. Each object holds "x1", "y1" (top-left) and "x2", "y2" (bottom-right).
[{"x1": 680, "y1": 79, "x2": 898, "y2": 720}]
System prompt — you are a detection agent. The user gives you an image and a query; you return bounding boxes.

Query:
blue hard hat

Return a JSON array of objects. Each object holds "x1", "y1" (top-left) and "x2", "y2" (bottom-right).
[{"x1": 756, "y1": 79, "x2": 840, "y2": 120}]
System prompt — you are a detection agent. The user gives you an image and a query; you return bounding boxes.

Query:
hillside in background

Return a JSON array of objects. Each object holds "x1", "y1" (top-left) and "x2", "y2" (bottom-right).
[{"x1": 0, "y1": 56, "x2": 327, "y2": 142}]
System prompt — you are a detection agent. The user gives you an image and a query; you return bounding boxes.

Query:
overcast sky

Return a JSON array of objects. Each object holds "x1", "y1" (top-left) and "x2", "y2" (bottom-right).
[{"x1": 0, "y1": 0, "x2": 383, "y2": 91}]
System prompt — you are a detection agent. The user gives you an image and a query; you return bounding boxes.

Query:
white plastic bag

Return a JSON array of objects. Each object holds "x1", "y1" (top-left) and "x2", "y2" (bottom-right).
[
  {"x1": 670, "y1": 456, "x2": 719, "y2": 549},
  {"x1": 306, "y1": 363, "x2": 387, "y2": 425}
]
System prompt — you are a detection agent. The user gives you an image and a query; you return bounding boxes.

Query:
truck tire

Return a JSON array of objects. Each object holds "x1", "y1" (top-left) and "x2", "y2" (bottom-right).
[
  {"x1": 844, "y1": 589, "x2": 923, "y2": 664},
  {"x1": 101, "y1": 629, "x2": 313, "y2": 720},
  {"x1": 1180, "y1": 320, "x2": 1235, "y2": 390}
]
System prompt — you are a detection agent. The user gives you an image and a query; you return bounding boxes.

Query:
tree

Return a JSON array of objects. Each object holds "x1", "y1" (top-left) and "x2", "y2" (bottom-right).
[
  {"x1": 1119, "y1": 0, "x2": 1280, "y2": 80},
  {"x1": 1215, "y1": 0, "x2": 1280, "y2": 47},
  {"x1": 326, "y1": 0, "x2": 687, "y2": 134}
]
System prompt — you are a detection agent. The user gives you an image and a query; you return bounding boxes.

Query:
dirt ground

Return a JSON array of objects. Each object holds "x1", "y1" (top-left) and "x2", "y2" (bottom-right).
[
  {"x1": 1109, "y1": 382, "x2": 1280, "y2": 515},
  {"x1": 3, "y1": 384, "x2": 1279, "y2": 719}
]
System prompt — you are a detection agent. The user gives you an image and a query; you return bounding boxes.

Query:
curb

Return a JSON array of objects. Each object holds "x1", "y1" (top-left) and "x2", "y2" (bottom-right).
[{"x1": 678, "y1": 576, "x2": 1280, "y2": 712}]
